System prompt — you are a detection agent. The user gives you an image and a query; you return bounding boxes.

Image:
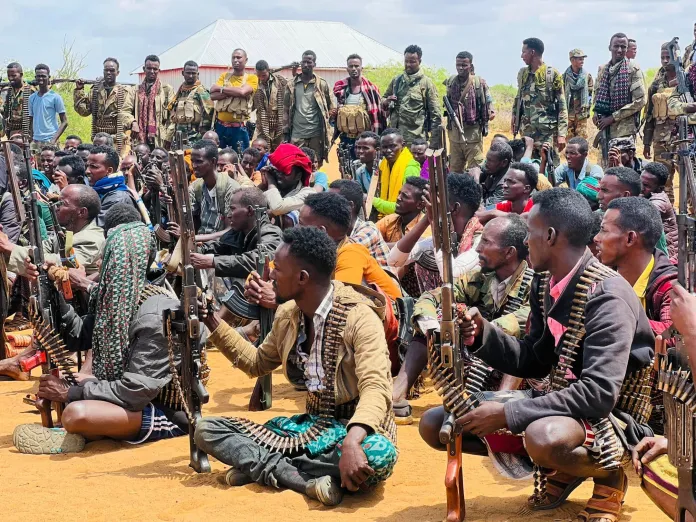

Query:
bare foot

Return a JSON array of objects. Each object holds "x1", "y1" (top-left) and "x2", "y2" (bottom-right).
[{"x1": 0, "y1": 359, "x2": 30, "y2": 381}]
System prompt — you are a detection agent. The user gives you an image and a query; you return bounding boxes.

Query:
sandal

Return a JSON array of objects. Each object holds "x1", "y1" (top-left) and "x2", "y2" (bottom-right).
[
  {"x1": 528, "y1": 471, "x2": 587, "y2": 511},
  {"x1": 576, "y1": 471, "x2": 628, "y2": 522},
  {"x1": 393, "y1": 400, "x2": 413, "y2": 425}
]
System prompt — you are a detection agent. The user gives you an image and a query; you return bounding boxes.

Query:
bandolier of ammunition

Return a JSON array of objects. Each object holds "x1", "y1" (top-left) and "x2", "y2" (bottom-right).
[
  {"x1": 462, "y1": 267, "x2": 535, "y2": 395},
  {"x1": 228, "y1": 301, "x2": 397, "y2": 455},
  {"x1": 3, "y1": 85, "x2": 32, "y2": 138},
  {"x1": 657, "y1": 359, "x2": 696, "y2": 413},
  {"x1": 29, "y1": 315, "x2": 77, "y2": 386},
  {"x1": 91, "y1": 83, "x2": 126, "y2": 154},
  {"x1": 531, "y1": 262, "x2": 653, "y2": 506},
  {"x1": 145, "y1": 284, "x2": 210, "y2": 413}
]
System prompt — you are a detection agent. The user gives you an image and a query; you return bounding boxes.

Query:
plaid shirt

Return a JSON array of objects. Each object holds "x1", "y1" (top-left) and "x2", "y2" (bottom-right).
[
  {"x1": 350, "y1": 218, "x2": 391, "y2": 269},
  {"x1": 294, "y1": 285, "x2": 334, "y2": 392},
  {"x1": 333, "y1": 76, "x2": 387, "y2": 134}
]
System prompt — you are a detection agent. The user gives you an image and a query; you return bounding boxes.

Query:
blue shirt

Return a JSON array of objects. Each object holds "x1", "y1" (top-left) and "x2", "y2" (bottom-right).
[
  {"x1": 29, "y1": 90, "x2": 66, "y2": 142},
  {"x1": 312, "y1": 171, "x2": 329, "y2": 191},
  {"x1": 554, "y1": 159, "x2": 604, "y2": 189}
]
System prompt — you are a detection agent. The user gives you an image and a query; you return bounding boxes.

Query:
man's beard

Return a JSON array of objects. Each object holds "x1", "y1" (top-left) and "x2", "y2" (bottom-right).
[{"x1": 480, "y1": 264, "x2": 495, "y2": 274}]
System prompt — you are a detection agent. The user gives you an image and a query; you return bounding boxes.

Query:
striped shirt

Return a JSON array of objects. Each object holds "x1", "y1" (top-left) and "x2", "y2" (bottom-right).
[{"x1": 294, "y1": 285, "x2": 334, "y2": 392}]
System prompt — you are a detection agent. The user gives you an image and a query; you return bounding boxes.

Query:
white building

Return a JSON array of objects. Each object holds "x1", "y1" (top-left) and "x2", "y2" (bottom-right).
[{"x1": 130, "y1": 19, "x2": 402, "y2": 90}]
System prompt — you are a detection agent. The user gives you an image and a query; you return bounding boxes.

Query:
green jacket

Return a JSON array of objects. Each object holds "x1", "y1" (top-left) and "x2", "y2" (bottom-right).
[
  {"x1": 514, "y1": 64, "x2": 568, "y2": 144},
  {"x1": 385, "y1": 70, "x2": 442, "y2": 147},
  {"x1": 413, "y1": 261, "x2": 533, "y2": 339}
]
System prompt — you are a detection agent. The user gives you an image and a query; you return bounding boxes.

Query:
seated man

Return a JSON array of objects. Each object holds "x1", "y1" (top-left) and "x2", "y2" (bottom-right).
[
  {"x1": 329, "y1": 179, "x2": 391, "y2": 269},
  {"x1": 353, "y1": 131, "x2": 380, "y2": 194},
  {"x1": 420, "y1": 189, "x2": 654, "y2": 521},
  {"x1": 87, "y1": 145, "x2": 139, "y2": 228},
  {"x1": 259, "y1": 143, "x2": 315, "y2": 217},
  {"x1": 192, "y1": 187, "x2": 282, "y2": 286},
  {"x1": 608, "y1": 136, "x2": 643, "y2": 174},
  {"x1": 594, "y1": 196, "x2": 677, "y2": 339},
  {"x1": 372, "y1": 128, "x2": 420, "y2": 217},
  {"x1": 240, "y1": 147, "x2": 263, "y2": 185},
  {"x1": 388, "y1": 173, "x2": 483, "y2": 293},
  {"x1": 479, "y1": 140, "x2": 513, "y2": 206},
  {"x1": 554, "y1": 136, "x2": 603, "y2": 189},
  {"x1": 54, "y1": 154, "x2": 88, "y2": 188},
  {"x1": 392, "y1": 215, "x2": 533, "y2": 424},
  {"x1": 301, "y1": 146, "x2": 329, "y2": 192},
  {"x1": 376, "y1": 176, "x2": 430, "y2": 247},
  {"x1": 195, "y1": 227, "x2": 398, "y2": 506},
  {"x1": 13, "y1": 220, "x2": 198, "y2": 452},
  {"x1": 640, "y1": 161, "x2": 677, "y2": 261},
  {"x1": 477, "y1": 162, "x2": 537, "y2": 224}
]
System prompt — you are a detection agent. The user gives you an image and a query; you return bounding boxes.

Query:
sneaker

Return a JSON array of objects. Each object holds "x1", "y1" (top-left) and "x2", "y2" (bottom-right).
[
  {"x1": 224, "y1": 467, "x2": 253, "y2": 487},
  {"x1": 13, "y1": 424, "x2": 85, "y2": 454},
  {"x1": 306, "y1": 476, "x2": 344, "y2": 506}
]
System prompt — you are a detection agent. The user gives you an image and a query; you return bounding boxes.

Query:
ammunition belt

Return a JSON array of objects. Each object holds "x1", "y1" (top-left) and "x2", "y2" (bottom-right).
[
  {"x1": 226, "y1": 302, "x2": 359, "y2": 455},
  {"x1": 91, "y1": 84, "x2": 127, "y2": 154},
  {"x1": 3, "y1": 85, "x2": 31, "y2": 138},
  {"x1": 499, "y1": 267, "x2": 534, "y2": 318},
  {"x1": 30, "y1": 315, "x2": 77, "y2": 386}
]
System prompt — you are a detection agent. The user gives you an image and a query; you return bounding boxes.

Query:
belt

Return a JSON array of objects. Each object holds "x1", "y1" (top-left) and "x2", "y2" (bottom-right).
[{"x1": 215, "y1": 120, "x2": 245, "y2": 128}]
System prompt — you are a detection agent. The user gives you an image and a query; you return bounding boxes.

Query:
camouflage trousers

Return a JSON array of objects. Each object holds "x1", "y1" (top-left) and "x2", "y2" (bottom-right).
[
  {"x1": 654, "y1": 141, "x2": 677, "y2": 205},
  {"x1": 567, "y1": 117, "x2": 590, "y2": 140},
  {"x1": 526, "y1": 135, "x2": 561, "y2": 167},
  {"x1": 449, "y1": 139, "x2": 484, "y2": 173}
]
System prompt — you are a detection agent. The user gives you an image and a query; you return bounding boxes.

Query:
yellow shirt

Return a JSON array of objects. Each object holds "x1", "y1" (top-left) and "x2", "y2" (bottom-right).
[
  {"x1": 632, "y1": 256, "x2": 654, "y2": 309},
  {"x1": 336, "y1": 242, "x2": 402, "y2": 301},
  {"x1": 215, "y1": 72, "x2": 259, "y2": 123}
]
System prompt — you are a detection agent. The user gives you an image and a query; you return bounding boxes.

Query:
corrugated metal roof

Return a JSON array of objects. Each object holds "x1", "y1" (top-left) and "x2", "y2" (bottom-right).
[{"x1": 131, "y1": 20, "x2": 402, "y2": 74}]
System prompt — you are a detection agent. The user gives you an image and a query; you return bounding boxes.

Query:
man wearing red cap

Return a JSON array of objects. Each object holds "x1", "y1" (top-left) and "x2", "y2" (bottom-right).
[{"x1": 259, "y1": 143, "x2": 315, "y2": 216}]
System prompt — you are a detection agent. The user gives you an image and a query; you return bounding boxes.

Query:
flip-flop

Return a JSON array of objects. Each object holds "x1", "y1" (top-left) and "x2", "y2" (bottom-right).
[{"x1": 530, "y1": 473, "x2": 587, "y2": 511}]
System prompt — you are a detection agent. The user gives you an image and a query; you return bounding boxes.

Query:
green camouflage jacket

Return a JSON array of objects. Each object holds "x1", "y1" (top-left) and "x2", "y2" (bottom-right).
[
  {"x1": 644, "y1": 72, "x2": 676, "y2": 147},
  {"x1": 592, "y1": 61, "x2": 646, "y2": 139},
  {"x1": 166, "y1": 83, "x2": 213, "y2": 143},
  {"x1": 385, "y1": 70, "x2": 442, "y2": 147},
  {"x1": 413, "y1": 261, "x2": 533, "y2": 339},
  {"x1": 0, "y1": 82, "x2": 36, "y2": 138},
  {"x1": 514, "y1": 63, "x2": 568, "y2": 144}
]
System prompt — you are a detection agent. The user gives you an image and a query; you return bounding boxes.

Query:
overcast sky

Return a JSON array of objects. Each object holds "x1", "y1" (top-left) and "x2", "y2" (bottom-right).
[{"x1": 2, "y1": 1, "x2": 695, "y2": 86}]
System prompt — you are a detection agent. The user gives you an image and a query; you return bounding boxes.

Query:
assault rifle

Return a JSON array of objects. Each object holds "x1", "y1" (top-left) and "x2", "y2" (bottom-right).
[
  {"x1": 0, "y1": 78, "x2": 135, "y2": 89},
  {"x1": 1, "y1": 141, "x2": 26, "y2": 224},
  {"x1": 427, "y1": 148, "x2": 466, "y2": 522},
  {"x1": 338, "y1": 142, "x2": 356, "y2": 180},
  {"x1": 364, "y1": 151, "x2": 381, "y2": 219},
  {"x1": 248, "y1": 206, "x2": 273, "y2": 411},
  {"x1": 15, "y1": 140, "x2": 65, "y2": 426},
  {"x1": 593, "y1": 127, "x2": 611, "y2": 168},
  {"x1": 663, "y1": 36, "x2": 696, "y2": 522},
  {"x1": 163, "y1": 150, "x2": 211, "y2": 473},
  {"x1": 443, "y1": 95, "x2": 466, "y2": 143}
]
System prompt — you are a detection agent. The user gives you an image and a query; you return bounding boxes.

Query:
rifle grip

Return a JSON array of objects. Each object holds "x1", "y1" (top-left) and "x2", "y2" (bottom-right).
[{"x1": 61, "y1": 279, "x2": 74, "y2": 301}]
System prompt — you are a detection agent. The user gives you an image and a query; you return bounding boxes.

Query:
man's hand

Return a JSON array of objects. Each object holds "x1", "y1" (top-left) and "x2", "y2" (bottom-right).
[
  {"x1": 488, "y1": 108, "x2": 496, "y2": 121},
  {"x1": 190, "y1": 253, "x2": 215, "y2": 270},
  {"x1": 540, "y1": 142, "x2": 551, "y2": 159},
  {"x1": 643, "y1": 145, "x2": 651, "y2": 159},
  {"x1": 131, "y1": 122, "x2": 140, "y2": 140},
  {"x1": 556, "y1": 136, "x2": 566, "y2": 152},
  {"x1": 597, "y1": 115, "x2": 615, "y2": 131},
  {"x1": 53, "y1": 171, "x2": 69, "y2": 190},
  {"x1": 456, "y1": 401, "x2": 507, "y2": 437},
  {"x1": 329, "y1": 107, "x2": 338, "y2": 120},
  {"x1": 244, "y1": 271, "x2": 277, "y2": 309},
  {"x1": 37, "y1": 374, "x2": 69, "y2": 403},
  {"x1": 422, "y1": 187, "x2": 433, "y2": 224},
  {"x1": 167, "y1": 222, "x2": 181, "y2": 239},
  {"x1": 338, "y1": 425, "x2": 374, "y2": 492},
  {"x1": 23, "y1": 257, "x2": 59, "y2": 281},
  {"x1": 459, "y1": 306, "x2": 483, "y2": 344},
  {"x1": 0, "y1": 226, "x2": 16, "y2": 255},
  {"x1": 68, "y1": 266, "x2": 93, "y2": 293},
  {"x1": 631, "y1": 436, "x2": 668, "y2": 476},
  {"x1": 75, "y1": 79, "x2": 85, "y2": 90},
  {"x1": 608, "y1": 147, "x2": 621, "y2": 167}
]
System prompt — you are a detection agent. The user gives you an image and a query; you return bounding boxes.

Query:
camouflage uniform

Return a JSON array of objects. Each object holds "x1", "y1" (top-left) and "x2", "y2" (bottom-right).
[
  {"x1": 74, "y1": 83, "x2": 135, "y2": 155},
  {"x1": 513, "y1": 63, "x2": 568, "y2": 166},
  {"x1": 666, "y1": 94, "x2": 696, "y2": 205},
  {"x1": 413, "y1": 261, "x2": 533, "y2": 339},
  {"x1": 166, "y1": 82, "x2": 213, "y2": 145},
  {"x1": 443, "y1": 74, "x2": 493, "y2": 171},
  {"x1": 564, "y1": 50, "x2": 594, "y2": 140},
  {"x1": 683, "y1": 41, "x2": 695, "y2": 70},
  {"x1": 0, "y1": 82, "x2": 37, "y2": 140},
  {"x1": 644, "y1": 72, "x2": 678, "y2": 194},
  {"x1": 593, "y1": 61, "x2": 646, "y2": 140},
  {"x1": 384, "y1": 70, "x2": 442, "y2": 147}
]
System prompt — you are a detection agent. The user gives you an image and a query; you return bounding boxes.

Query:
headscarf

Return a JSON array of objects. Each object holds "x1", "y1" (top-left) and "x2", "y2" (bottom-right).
[
  {"x1": 577, "y1": 176, "x2": 600, "y2": 204},
  {"x1": 91, "y1": 221, "x2": 155, "y2": 381},
  {"x1": 92, "y1": 173, "x2": 129, "y2": 198},
  {"x1": 138, "y1": 79, "x2": 161, "y2": 142},
  {"x1": 268, "y1": 143, "x2": 312, "y2": 186},
  {"x1": 594, "y1": 59, "x2": 632, "y2": 116},
  {"x1": 563, "y1": 66, "x2": 590, "y2": 112}
]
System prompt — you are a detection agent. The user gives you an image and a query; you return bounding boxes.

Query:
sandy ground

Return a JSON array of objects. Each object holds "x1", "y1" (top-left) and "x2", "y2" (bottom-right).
[{"x1": 0, "y1": 350, "x2": 668, "y2": 522}]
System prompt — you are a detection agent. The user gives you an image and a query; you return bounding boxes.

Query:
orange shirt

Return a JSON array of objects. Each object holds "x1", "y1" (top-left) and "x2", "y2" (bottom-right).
[{"x1": 336, "y1": 242, "x2": 402, "y2": 301}]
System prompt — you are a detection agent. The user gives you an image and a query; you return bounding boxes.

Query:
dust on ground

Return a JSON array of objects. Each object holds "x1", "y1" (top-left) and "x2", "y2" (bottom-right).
[{"x1": 0, "y1": 351, "x2": 667, "y2": 522}]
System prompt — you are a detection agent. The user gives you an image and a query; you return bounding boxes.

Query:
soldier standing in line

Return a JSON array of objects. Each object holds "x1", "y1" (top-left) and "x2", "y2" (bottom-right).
[
  {"x1": 564, "y1": 49, "x2": 594, "y2": 140},
  {"x1": 167, "y1": 60, "x2": 213, "y2": 146},
  {"x1": 512, "y1": 38, "x2": 568, "y2": 166},
  {"x1": 382, "y1": 45, "x2": 442, "y2": 148},
  {"x1": 0, "y1": 62, "x2": 37, "y2": 141}
]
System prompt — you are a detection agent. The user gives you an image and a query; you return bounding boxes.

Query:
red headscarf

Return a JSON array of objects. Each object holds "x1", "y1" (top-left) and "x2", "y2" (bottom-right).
[{"x1": 268, "y1": 143, "x2": 312, "y2": 186}]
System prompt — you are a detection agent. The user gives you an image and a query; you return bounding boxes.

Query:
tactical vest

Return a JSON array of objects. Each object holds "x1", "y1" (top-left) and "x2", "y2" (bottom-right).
[
  {"x1": 215, "y1": 73, "x2": 252, "y2": 121},
  {"x1": 336, "y1": 97, "x2": 370, "y2": 137},
  {"x1": 172, "y1": 90, "x2": 201, "y2": 125}
]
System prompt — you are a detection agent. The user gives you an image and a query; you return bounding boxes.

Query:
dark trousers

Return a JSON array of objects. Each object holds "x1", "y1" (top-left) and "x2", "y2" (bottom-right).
[{"x1": 215, "y1": 121, "x2": 250, "y2": 152}]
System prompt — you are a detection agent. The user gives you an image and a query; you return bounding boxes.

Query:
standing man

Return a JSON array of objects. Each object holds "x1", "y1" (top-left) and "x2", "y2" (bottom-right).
[
  {"x1": 74, "y1": 58, "x2": 135, "y2": 156},
  {"x1": 683, "y1": 22, "x2": 696, "y2": 69},
  {"x1": 129, "y1": 55, "x2": 174, "y2": 149},
  {"x1": 284, "y1": 50, "x2": 333, "y2": 166},
  {"x1": 382, "y1": 45, "x2": 442, "y2": 148},
  {"x1": 211, "y1": 49, "x2": 258, "y2": 151},
  {"x1": 0, "y1": 62, "x2": 36, "y2": 141},
  {"x1": 564, "y1": 50, "x2": 594, "y2": 140},
  {"x1": 253, "y1": 60, "x2": 288, "y2": 151},
  {"x1": 644, "y1": 42, "x2": 685, "y2": 201},
  {"x1": 28, "y1": 64, "x2": 68, "y2": 150},
  {"x1": 332, "y1": 54, "x2": 386, "y2": 158},
  {"x1": 593, "y1": 33, "x2": 646, "y2": 142},
  {"x1": 444, "y1": 51, "x2": 495, "y2": 171},
  {"x1": 168, "y1": 61, "x2": 213, "y2": 146},
  {"x1": 627, "y1": 39, "x2": 638, "y2": 60},
  {"x1": 512, "y1": 38, "x2": 568, "y2": 164}
]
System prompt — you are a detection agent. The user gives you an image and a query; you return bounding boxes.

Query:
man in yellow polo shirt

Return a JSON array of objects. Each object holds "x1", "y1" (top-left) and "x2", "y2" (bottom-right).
[
  {"x1": 594, "y1": 196, "x2": 677, "y2": 337},
  {"x1": 211, "y1": 48, "x2": 258, "y2": 151}
]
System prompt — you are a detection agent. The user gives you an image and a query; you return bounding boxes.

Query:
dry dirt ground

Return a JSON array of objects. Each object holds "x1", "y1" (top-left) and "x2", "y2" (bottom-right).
[{"x1": 0, "y1": 351, "x2": 668, "y2": 522}]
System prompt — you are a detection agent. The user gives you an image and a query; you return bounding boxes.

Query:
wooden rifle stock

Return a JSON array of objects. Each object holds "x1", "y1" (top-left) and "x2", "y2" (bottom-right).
[
  {"x1": 364, "y1": 152, "x2": 381, "y2": 218},
  {"x1": 1, "y1": 142, "x2": 27, "y2": 223}
]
